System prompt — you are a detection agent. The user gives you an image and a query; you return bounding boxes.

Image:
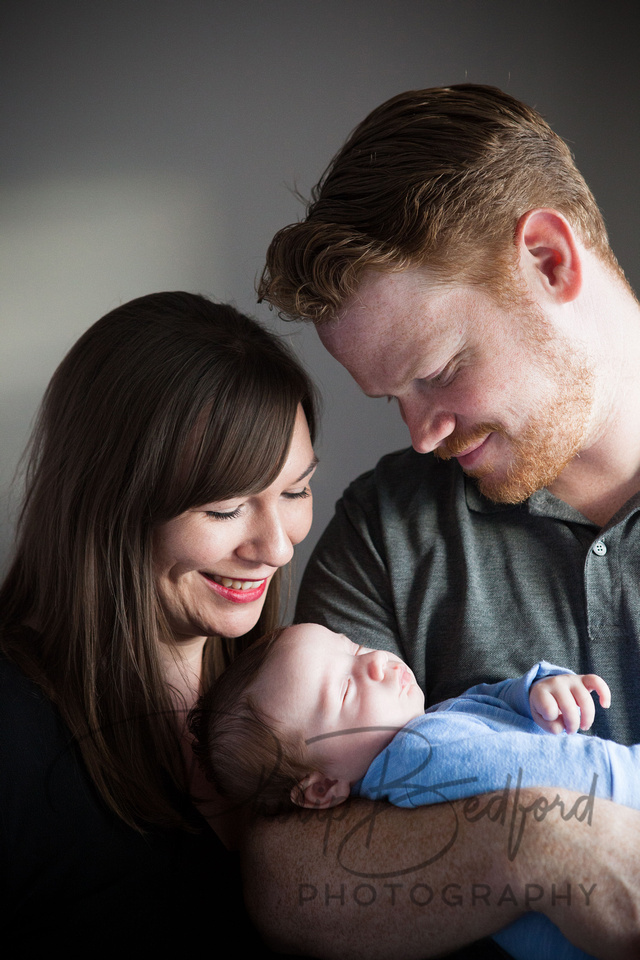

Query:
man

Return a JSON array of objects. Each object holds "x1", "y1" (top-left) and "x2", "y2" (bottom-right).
[{"x1": 245, "y1": 86, "x2": 640, "y2": 959}]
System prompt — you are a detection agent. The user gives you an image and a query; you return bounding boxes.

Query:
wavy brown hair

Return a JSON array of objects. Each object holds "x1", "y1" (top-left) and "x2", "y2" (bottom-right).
[
  {"x1": 259, "y1": 84, "x2": 624, "y2": 323},
  {"x1": 0, "y1": 292, "x2": 317, "y2": 830}
]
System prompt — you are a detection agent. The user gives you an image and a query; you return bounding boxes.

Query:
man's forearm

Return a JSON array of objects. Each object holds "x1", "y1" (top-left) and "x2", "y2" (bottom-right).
[
  {"x1": 243, "y1": 796, "x2": 509, "y2": 959},
  {"x1": 242, "y1": 791, "x2": 640, "y2": 960}
]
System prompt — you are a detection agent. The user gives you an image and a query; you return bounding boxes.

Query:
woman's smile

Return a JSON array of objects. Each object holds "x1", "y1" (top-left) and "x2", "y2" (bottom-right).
[
  {"x1": 153, "y1": 406, "x2": 316, "y2": 641},
  {"x1": 201, "y1": 572, "x2": 269, "y2": 603}
]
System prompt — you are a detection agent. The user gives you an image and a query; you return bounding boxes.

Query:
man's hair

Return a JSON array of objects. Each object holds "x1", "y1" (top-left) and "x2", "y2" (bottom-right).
[
  {"x1": 259, "y1": 84, "x2": 623, "y2": 322},
  {"x1": 190, "y1": 629, "x2": 310, "y2": 816},
  {"x1": 0, "y1": 292, "x2": 317, "y2": 830}
]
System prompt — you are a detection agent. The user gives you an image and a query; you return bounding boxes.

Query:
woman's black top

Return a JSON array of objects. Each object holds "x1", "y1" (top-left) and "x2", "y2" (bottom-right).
[{"x1": 0, "y1": 652, "x2": 268, "y2": 951}]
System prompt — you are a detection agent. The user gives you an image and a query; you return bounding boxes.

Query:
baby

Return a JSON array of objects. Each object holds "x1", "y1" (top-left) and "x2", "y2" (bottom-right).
[
  {"x1": 191, "y1": 622, "x2": 622, "y2": 812},
  {"x1": 191, "y1": 622, "x2": 633, "y2": 960}
]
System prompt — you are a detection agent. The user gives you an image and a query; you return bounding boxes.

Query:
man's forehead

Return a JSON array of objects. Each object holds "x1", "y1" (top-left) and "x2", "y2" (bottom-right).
[
  {"x1": 316, "y1": 268, "x2": 451, "y2": 394},
  {"x1": 326, "y1": 266, "x2": 456, "y2": 335},
  {"x1": 337, "y1": 267, "x2": 421, "y2": 321},
  {"x1": 320, "y1": 277, "x2": 402, "y2": 347}
]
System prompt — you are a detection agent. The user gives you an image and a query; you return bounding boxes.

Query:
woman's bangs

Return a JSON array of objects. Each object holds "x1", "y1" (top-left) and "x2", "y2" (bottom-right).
[{"x1": 184, "y1": 379, "x2": 299, "y2": 510}]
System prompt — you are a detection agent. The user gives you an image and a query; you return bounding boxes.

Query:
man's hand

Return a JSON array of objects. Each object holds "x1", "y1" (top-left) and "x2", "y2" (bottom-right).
[{"x1": 530, "y1": 673, "x2": 611, "y2": 734}]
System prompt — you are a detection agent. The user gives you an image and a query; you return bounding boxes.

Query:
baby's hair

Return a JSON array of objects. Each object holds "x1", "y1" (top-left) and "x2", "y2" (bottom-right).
[{"x1": 189, "y1": 628, "x2": 310, "y2": 815}]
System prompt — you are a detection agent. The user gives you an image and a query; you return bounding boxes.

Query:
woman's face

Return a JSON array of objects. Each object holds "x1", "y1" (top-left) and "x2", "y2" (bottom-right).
[{"x1": 153, "y1": 405, "x2": 316, "y2": 644}]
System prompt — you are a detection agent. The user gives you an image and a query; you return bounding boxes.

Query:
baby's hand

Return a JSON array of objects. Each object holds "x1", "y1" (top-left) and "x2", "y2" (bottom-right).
[{"x1": 529, "y1": 673, "x2": 611, "y2": 734}]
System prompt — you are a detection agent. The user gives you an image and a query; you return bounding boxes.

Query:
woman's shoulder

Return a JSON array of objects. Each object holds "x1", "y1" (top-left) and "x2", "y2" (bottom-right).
[
  {"x1": 0, "y1": 640, "x2": 243, "y2": 948},
  {"x1": 0, "y1": 627, "x2": 53, "y2": 724},
  {"x1": 0, "y1": 643, "x2": 81, "y2": 804},
  {"x1": 0, "y1": 638, "x2": 48, "y2": 705}
]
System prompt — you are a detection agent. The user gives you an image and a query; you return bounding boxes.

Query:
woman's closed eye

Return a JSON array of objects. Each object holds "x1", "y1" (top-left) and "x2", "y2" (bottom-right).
[
  {"x1": 282, "y1": 486, "x2": 312, "y2": 501},
  {"x1": 205, "y1": 507, "x2": 242, "y2": 521},
  {"x1": 203, "y1": 485, "x2": 311, "y2": 519}
]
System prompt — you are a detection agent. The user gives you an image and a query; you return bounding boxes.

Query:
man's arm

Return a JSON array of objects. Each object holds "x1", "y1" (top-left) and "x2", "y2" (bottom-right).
[{"x1": 242, "y1": 792, "x2": 640, "y2": 960}]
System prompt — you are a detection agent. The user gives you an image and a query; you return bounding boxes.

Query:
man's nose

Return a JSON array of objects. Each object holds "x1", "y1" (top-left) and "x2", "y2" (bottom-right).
[{"x1": 399, "y1": 399, "x2": 456, "y2": 454}]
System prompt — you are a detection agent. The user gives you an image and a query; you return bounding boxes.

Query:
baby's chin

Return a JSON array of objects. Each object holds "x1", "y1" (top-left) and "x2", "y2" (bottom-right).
[{"x1": 413, "y1": 699, "x2": 425, "y2": 718}]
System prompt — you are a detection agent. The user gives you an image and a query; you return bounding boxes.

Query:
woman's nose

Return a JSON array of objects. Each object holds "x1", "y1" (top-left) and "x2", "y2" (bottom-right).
[{"x1": 236, "y1": 510, "x2": 294, "y2": 568}]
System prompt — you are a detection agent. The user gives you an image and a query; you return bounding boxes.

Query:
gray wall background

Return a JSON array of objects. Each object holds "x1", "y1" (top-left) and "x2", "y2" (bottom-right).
[{"x1": 2, "y1": 1, "x2": 639, "y2": 608}]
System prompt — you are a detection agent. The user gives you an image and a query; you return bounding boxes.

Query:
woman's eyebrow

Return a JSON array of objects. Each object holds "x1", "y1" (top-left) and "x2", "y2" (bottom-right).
[{"x1": 294, "y1": 456, "x2": 319, "y2": 484}]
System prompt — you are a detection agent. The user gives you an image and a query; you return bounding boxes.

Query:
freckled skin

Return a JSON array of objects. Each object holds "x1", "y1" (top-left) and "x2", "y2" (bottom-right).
[{"x1": 318, "y1": 268, "x2": 595, "y2": 504}]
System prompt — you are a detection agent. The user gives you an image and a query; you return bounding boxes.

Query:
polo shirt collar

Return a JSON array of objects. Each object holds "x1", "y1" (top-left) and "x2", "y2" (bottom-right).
[{"x1": 463, "y1": 474, "x2": 596, "y2": 526}]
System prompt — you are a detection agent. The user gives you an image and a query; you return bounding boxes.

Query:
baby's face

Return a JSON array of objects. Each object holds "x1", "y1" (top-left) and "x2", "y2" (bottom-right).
[{"x1": 251, "y1": 623, "x2": 425, "y2": 786}]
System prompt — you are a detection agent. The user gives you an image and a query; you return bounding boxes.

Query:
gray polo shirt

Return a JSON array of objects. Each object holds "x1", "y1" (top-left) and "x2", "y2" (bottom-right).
[{"x1": 296, "y1": 447, "x2": 640, "y2": 745}]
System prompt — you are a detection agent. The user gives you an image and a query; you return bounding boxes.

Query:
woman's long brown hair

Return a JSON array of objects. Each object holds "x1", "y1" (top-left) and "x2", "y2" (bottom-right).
[{"x1": 0, "y1": 292, "x2": 317, "y2": 830}]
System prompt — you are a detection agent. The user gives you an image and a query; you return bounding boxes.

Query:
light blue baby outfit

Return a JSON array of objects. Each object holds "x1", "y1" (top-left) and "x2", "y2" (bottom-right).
[{"x1": 355, "y1": 662, "x2": 638, "y2": 960}]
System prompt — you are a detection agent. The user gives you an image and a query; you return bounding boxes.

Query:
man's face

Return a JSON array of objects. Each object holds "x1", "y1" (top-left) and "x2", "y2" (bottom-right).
[{"x1": 317, "y1": 267, "x2": 596, "y2": 504}]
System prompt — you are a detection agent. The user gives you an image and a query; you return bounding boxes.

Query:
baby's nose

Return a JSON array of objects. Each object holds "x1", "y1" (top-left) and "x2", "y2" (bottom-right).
[{"x1": 363, "y1": 650, "x2": 388, "y2": 681}]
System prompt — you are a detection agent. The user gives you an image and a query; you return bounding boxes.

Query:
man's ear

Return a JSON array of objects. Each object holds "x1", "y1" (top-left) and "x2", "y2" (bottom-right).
[
  {"x1": 291, "y1": 771, "x2": 350, "y2": 809},
  {"x1": 515, "y1": 208, "x2": 582, "y2": 303}
]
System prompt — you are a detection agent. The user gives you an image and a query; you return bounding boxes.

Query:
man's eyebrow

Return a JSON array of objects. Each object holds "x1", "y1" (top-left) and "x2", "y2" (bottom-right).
[
  {"x1": 294, "y1": 456, "x2": 319, "y2": 484},
  {"x1": 359, "y1": 357, "x2": 438, "y2": 400}
]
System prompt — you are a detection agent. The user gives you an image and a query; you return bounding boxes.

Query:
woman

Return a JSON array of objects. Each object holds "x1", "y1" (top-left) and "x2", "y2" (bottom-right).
[{"x1": 0, "y1": 292, "x2": 317, "y2": 950}]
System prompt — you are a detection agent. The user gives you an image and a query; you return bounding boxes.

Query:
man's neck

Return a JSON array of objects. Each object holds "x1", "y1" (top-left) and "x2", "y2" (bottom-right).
[
  {"x1": 547, "y1": 386, "x2": 640, "y2": 527},
  {"x1": 544, "y1": 265, "x2": 640, "y2": 526},
  {"x1": 548, "y1": 470, "x2": 640, "y2": 528},
  {"x1": 548, "y1": 299, "x2": 640, "y2": 525}
]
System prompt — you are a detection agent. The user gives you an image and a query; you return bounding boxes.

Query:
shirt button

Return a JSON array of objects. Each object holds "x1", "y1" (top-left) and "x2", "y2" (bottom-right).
[{"x1": 592, "y1": 540, "x2": 607, "y2": 556}]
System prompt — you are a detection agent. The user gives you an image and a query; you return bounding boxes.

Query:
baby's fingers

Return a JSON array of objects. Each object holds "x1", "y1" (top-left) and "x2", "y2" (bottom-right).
[
  {"x1": 565, "y1": 684, "x2": 595, "y2": 732},
  {"x1": 530, "y1": 687, "x2": 567, "y2": 734},
  {"x1": 551, "y1": 686, "x2": 585, "y2": 734},
  {"x1": 531, "y1": 685, "x2": 560, "y2": 723},
  {"x1": 580, "y1": 674, "x2": 612, "y2": 710}
]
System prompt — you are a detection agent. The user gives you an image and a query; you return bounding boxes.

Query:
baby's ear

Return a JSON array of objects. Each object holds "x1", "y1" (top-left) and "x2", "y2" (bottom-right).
[{"x1": 292, "y1": 772, "x2": 350, "y2": 809}]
